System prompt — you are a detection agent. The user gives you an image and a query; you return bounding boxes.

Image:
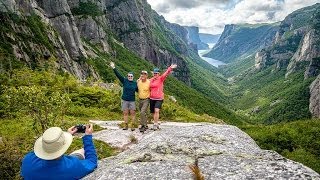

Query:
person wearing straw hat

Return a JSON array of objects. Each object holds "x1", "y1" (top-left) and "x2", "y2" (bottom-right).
[
  {"x1": 110, "y1": 61, "x2": 138, "y2": 131},
  {"x1": 150, "y1": 64, "x2": 177, "y2": 130},
  {"x1": 21, "y1": 125, "x2": 97, "y2": 180}
]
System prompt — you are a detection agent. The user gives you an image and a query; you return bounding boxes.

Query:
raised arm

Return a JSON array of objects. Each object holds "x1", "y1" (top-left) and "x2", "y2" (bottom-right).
[
  {"x1": 160, "y1": 64, "x2": 177, "y2": 81},
  {"x1": 110, "y1": 62, "x2": 124, "y2": 83}
]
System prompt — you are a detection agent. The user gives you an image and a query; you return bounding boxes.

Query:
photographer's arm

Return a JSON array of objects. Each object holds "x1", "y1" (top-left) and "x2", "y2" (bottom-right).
[{"x1": 74, "y1": 124, "x2": 98, "y2": 179}]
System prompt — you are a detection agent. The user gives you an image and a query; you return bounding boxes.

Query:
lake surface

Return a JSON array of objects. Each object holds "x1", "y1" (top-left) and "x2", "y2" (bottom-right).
[{"x1": 198, "y1": 49, "x2": 226, "y2": 68}]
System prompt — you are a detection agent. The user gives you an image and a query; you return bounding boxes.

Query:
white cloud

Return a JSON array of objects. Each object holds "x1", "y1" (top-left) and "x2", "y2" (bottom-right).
[{"x1": 147, "y1": 0, "x2": 320, "y2": 34}]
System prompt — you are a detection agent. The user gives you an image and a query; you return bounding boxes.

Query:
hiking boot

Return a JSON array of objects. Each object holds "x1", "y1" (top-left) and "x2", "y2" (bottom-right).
[
  {"x1": 123, "y1": 124, "x2": 128, "y2": 130},
  {"x1": 139, "y1": 125, "x2": 146, "y2": 132}
]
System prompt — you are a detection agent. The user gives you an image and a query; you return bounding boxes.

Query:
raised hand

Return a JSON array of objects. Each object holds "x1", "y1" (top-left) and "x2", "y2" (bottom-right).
[
  {"x1": 85, "y1": 124, "x2": 94, "y2": 135},
  {"x1": 110, "y1": 62, "x2": 115, "y2": 69},
  {"x1": 170, "y1": 64, "x2": 177, "y2": 69}
]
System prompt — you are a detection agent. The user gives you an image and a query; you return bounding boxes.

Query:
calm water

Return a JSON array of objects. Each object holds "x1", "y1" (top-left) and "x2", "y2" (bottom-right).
[{"x1": 198, "y1": 49, "x2": 226, "y2": 68}]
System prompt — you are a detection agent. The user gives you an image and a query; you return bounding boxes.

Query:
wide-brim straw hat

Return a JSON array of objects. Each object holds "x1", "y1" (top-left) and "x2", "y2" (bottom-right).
[{"x1": 34, "y1": 127, "x2": 73, "y2": 160}]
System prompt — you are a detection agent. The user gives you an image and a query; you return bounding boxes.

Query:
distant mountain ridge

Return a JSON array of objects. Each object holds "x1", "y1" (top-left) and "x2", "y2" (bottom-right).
[
  {"x1": 204, "y1": 23, "x2": 279, "y2": 63},
  {"x1": 199, "y1": 33, "x2": 220, "y2": 45}
]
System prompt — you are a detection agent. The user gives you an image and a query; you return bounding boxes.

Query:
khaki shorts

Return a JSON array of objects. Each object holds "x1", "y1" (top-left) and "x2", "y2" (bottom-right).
[{"x1": 121, "y1": 100, "x2": 136, "y2": 111}]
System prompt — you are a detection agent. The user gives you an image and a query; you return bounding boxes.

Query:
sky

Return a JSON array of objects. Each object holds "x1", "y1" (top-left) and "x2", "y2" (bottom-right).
[{"x1": 147, "y1": 0, "x2": 320, "y2": 34}]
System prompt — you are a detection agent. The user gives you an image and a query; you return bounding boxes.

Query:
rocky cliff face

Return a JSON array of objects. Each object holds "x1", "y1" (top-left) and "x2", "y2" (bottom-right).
[
  {"x1": 255, "y1": 3, "x2": 320, "y2": 78},
  {"x1": 0, "y1": 0, "x2": 193, "y2": 84},
  {"x1": 204, "y1": 24, "x2": 278, "y2": 63},
  {"x1": 184, "y1": 26, "x2": 209, "y2": 50},
  {"x1": 310, "y1": 75, "x2": 320, "y2": 118},
  {"x1": 252, "y1": 3, "x2": 320, "y2": 118},
  {"x1": 85, "y1": 121, "x2": 320, "y2": 179},
  {"x1": 0, "y1": 0, "x2": 98, "y2": 80}
]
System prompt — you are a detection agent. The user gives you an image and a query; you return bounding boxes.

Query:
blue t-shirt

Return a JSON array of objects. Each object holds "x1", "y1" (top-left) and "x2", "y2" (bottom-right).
[{"x1": 21, "y1": 135, "x2": 97, "y2": 180}]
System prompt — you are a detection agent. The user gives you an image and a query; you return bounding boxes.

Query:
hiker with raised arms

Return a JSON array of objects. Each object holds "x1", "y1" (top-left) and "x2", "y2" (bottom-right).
[
  {"x1": 110, "y1": 62, "x2": 138, "y2": 131},
  {"x1": 150, "y1": 64, "x2": 177, "y2": 130},
  {"x1": 21, "y1": 125, "x2": 97, "y2": 180}
]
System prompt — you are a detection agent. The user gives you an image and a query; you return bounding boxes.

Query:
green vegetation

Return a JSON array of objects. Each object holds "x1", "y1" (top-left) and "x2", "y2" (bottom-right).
[
  {"x1": 0, "y1": 64, "x2": 224, "y2": 179},
  {"x1": 227, "y1": 66, "x2": 313, "y2": 124},
  {"x1": 242, "y1": 119, "x2": 320, "y2": 173},
  {"x1": 220, "y1": 55, "x2": 255, "y2": 78},
  {"x1": 71, "y1": 2, "x2": 104, "y2": 17}
]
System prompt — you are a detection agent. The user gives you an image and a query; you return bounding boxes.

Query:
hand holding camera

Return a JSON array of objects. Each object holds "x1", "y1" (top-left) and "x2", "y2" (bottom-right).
[
  {"x1": 75, "y1": 124, "x2": 86, "y2": 133},
  {"x1": 68, "y1": 124, "x2": 93, "y2": 135}
]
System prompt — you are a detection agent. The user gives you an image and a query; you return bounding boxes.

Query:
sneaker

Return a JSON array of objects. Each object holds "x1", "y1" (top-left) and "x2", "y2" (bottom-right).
[
  {"x1": 152, "y1": 124, "x2": 160, "y2": 131},
  {"x1": 123, "y1": 124, "x2": 128, "y2": 130}
]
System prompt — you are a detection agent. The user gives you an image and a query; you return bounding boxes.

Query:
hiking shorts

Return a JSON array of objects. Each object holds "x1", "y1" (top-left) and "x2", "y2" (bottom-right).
[
  {"x1": 121, "y1": 100, "x2": 136, "y2": 111},
  {"x1": 150, "y1": 99, "x2": 163, "y2": 113}
]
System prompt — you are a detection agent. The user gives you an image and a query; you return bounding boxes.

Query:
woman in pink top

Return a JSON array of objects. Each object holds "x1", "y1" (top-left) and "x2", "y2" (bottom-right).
[{"x1": 150, "y1": 64, "x2": 177, "y2": 130}]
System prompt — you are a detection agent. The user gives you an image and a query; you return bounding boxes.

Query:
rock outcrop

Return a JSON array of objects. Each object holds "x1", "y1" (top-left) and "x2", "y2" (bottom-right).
[
  {"x1": 204, "y1": 23, "x2": 278, "y2": 63},
  {"x1": 286, "y1": 23, "x2": 320, "y2": 79},
  {"x1": 184, "y1": 26, "x2": 209, "y2": 50},
  {"x1": 255, "y1": 3, "x2": 320, "y2": 78},
  {"x1": 0, "y1": 0, "x2": 98, "y2": 80},
  {"x1": 310, "y1": 75, "x2": 320, "y2": 118},
  {"x1": 85, "y1": 121, "x2": 320, "y2": 179}
]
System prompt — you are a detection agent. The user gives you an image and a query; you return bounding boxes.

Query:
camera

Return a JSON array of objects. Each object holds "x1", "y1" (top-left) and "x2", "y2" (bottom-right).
[{"x1": 75, "y1": 124, "x2": 86, "y2": 133}]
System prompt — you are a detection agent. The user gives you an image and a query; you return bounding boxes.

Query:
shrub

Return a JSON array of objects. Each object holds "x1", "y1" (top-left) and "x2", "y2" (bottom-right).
[{"x1": 2, "y1": 86, "x2": 71, "y2": 133}]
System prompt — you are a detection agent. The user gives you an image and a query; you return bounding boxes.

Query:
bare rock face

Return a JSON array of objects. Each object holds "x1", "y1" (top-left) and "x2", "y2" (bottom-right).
[
  {"x1": 184, "y1": 26, "x2": 209, "y2": 50},
  {"x1": 104, "y1": 0, "x2": 191, "y2": 84},
  {"x1": 85, "y1": 121, "x2": 320, "y2": 180},
  {"x1": 310, "y1": 75, "x2": 320, "y2": 118},
  {"x1": 1, "y1": 0, "x2": 97, "y2": 80},
  {"x1": 254, "y1": 3, "x2": 320, "y2": 78},
  {"x1": 286, "y1": 29, "x2": 320, "y2": 78},
  {"x1": 36, "y1": 0, "x2": 87, "y2": 60},
  {"x1": 0, "y1": 0, "x2": 17, "y2": 12},
  {"x1": 255, "y1": 50, "x2": 268, "y2": 70}
]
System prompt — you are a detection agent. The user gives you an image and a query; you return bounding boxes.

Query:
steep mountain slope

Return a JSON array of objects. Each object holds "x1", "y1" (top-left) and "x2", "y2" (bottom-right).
[
  {"x1": 0, "y1": 0, "x2": 240, "y2": 124},
  {"x1": 204, "y1": 23, "x2": 279, "y2": 63},
  {"x1": 255, "y1": 3, "x2": 320, "y2": 79},
  {"x1": 219, "y1": 3, "x2": 320, "y2": 122},
  {"x1": 253, "y1": 3, "x2": 320, "y2": 119}
]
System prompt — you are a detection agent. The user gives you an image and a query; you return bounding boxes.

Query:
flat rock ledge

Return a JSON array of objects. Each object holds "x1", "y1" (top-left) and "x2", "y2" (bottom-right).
[{"x1": 85, "y1": 121, "x2": 320, "y2": 180}]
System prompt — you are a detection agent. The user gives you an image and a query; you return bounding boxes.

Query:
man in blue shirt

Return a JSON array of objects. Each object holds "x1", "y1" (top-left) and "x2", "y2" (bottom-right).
[{"x1": 21, "y1": 124, "x2": 97, "y2": 180}]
